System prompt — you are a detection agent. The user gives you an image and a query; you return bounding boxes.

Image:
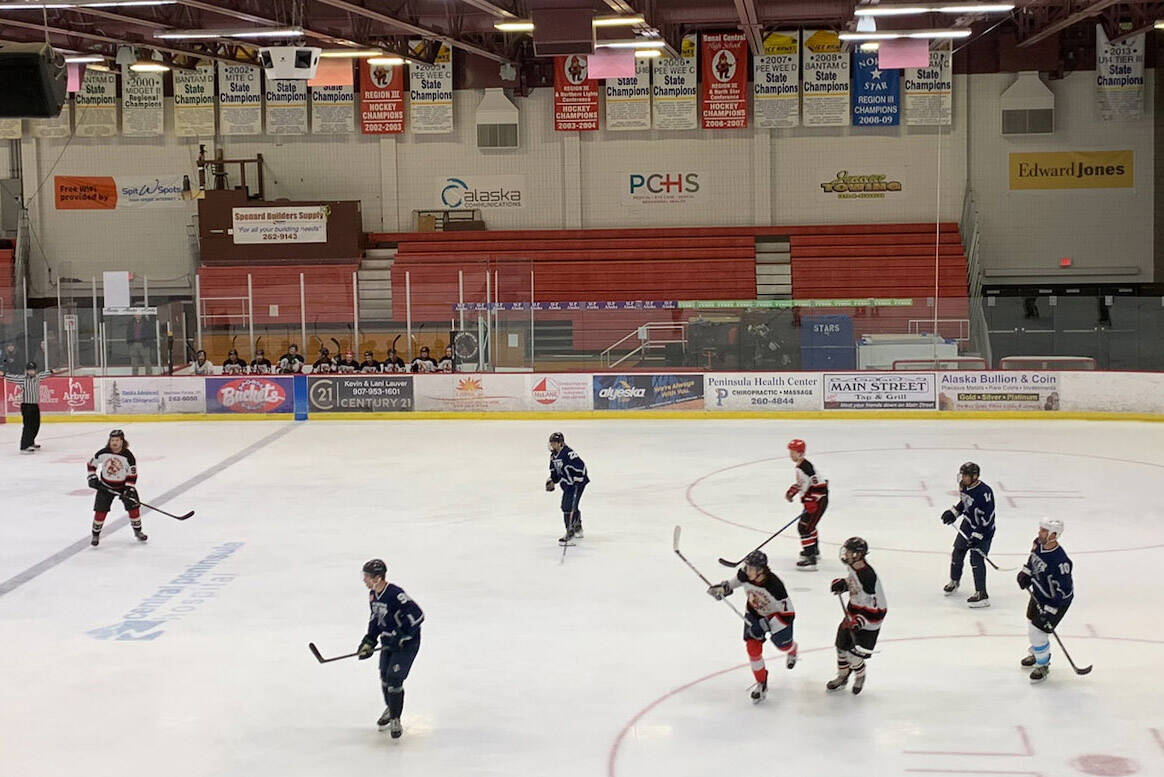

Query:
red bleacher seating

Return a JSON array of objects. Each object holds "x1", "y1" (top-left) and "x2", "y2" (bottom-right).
[
  {"x1": 0, "y1": 241, "x2": 14, "y2": 326},
  {"x1": 197, "y1": 264, "x2": 357, "y2": 326}
]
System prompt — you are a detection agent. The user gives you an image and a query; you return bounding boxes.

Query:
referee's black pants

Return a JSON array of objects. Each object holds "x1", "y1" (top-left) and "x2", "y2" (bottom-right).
[{"x1": 20, "y1": 402, "x2": 40, "y2": 450}]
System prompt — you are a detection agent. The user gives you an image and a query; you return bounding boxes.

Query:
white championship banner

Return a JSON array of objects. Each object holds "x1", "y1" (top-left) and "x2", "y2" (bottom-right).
[
  {"x1": 652, "y1": 34, "x2": 698, "y2": 130},
  {"x1": 30, "y1": 105, "x2": 71, "y2": 138},
  {"x1": 311, "y1": 85, "x2": 354, "y2": 134},
  {"x1": 0, "y1": 119, "x2": 21, "y2": 139},
  {"x1": 74, "y1": 69, "x2": 117, "y2": 137},
  {"x1": 606, "y1": 57, "x2": 651, "y2": 131},
  {"x1": 218, "y1": 63, "x2": 263, "y2": 135},
  {"x1": 1096, "y1": 25, "x2": 1145, "y2": 121},
  {"x1": 174, "y1": 65, "x2": 216, "y2": 137},
  {"x1": 265, "y1": 78, "x2": 308, "y2": 135},
  {"x1": 122, "y1": 71, "x2": 164, "y2": 137},
  {"x1": 754, "y1": 31, "x2": 800, "y2": 129},
  {"x1": 408, "y1": 41, "x2": 454, "y2": 134},
  {"x1": 802, "y1": 30, "x2": 849, "y2": 127},
  {"x1": 232, "y1": 205, "x2": 328, "y2": 244}
]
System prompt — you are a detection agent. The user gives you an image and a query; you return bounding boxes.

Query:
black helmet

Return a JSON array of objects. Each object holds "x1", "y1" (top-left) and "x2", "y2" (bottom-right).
[
  {"x1": 109, "y1": 429, "x2": 125, "y2": 439},
  {"x1": 959, "y1": 462, "x2": 980, "y2": 480},
  {"x1": 549, "y1": 432, "x2": 565, "y2": 445},
  {"x1": 362, "y1": 558, "x2": 387, "y2": 578},
  {"x1": 743, "y1": 550, "x2": 768, "y2": 568},
  {"x1": 842, "y1": 537, "x2": 869, "y2": 557},
  {"x1": 25, "y1": 361, "x2": 36, "y2": 370}
]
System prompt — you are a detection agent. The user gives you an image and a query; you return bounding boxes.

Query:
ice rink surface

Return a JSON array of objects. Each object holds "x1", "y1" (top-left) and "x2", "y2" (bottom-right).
[{"x1": 2, "y1": 418, "x2": 1163, "y2": 777}]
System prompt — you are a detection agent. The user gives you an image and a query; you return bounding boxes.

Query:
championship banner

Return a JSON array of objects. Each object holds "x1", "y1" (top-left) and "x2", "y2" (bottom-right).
[
  {"x1": 802, "y1": 30, "x2": 849, "y2": 127},
  {"x1": 937, "y1": 372, "x2": 1060, "y2": 412},
  {"x1": 0, "y1": 119, "x2": 21, "y2": 140},
  {"x1": 54, "y1": 175, "x2": 191, "y2": 210},
  {"x1": 30, "y1": 105, "x2": 70, "y2": 138},
  {"x1": 606, "y1": 57, "x2": 651, "y2": 131},
  {"x1": 311, "y1": 85, "x2": 354, "y2": 134},
  {"x1": 408, "y1": 40, "x2": 453, "y2": 134},
  {"x1": 824, "y1": 372, "x2": 935, "y2": 409},
  {"x1": 904, "y1": 47, "x2": 952, "y2": 126},
  {"x1": 704, "y1": 373, "x2": 821, "y2": 411},
  {"x1": 122, "y1": 70, "x2": 164, "y2": 137},
  {"x1": 265, "y1": 78, "x2": 308, "y2": 135},
  {"x1": 4, "y1": 375, "x2": 95, "y2": 412},
  {"x1": 1096, "y1": 25, "x2": 1145, "y2": 121},
  {"x1": 231, "y1": 205, "x2": 328, "y2": 243},
  {"x1": 218, "y1": 64, "x2": 262, "y2": 135},
  {"x1": 1009, "y1": 150, "x2": 1133, "y2": 190},
  {"x1": 104, "y1": 377, "x2": 206, "y2": 414},
  {"x1": 754, "y1": 31, "x2": 799, "y2": 129},
  {"x1": 700, "y1": 33, "x2": 747, "y2": 129},
  {"x1": 852, "y1": 50, "x2": 899, "y2": 126},
  {"x1": 359, "y1": 59, "x2": 404, "y2": 134},
  {"x1": 74, "y1": 69, "x2": 117, "y2": 137},
  {"x1": 205, "y1": 376, "x2": 293, "y2": 414},
  {"x1": 652, "y1": 34, "x2": 697, "y2": 130},
  {"x1": 174, "y1": 65, "x2": 216, "y2": 137},
  {"x1": 554, "y1": 55, "x2": 599, "y2": 131},
  {"x1": 308, "y1": 375, "x2": 413, "y2": 412}
]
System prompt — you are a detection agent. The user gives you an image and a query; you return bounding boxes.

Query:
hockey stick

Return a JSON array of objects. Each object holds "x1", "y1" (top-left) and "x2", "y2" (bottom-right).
[
  {"x1": 1050, "y1": 630, "x2": 1093, "y2": 675},
  {"x1": 717, "y1": 514, "x2": 800, "y2": 567},
  {"x1": 140, "y1": 501, "x2": 195, "y2": 521},
  {"x1": 674, "y1": 526, "x2": 744, "y2": 620},
  {"x1": 308, "y1": 641, "x2": 386, "y2": 664},
  {"x1": 971, "y1": 548, "x2": 1021, "y2": 572},
  {"x1": 559, "y1": 490, "x2": 582, "y2": 565}
]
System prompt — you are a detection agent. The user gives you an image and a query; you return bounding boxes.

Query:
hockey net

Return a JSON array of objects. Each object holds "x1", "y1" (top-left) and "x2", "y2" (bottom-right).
[
  {"x1": 998, "y1": 356, "x2": 1097, "y2": 371},
  {"x1": 892, "y1": 357, "x2": 988, "y2": 370}
]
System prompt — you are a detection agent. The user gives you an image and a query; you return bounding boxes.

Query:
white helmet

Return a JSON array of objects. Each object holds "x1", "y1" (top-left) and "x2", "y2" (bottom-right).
[{"x1": 1038, "y1": 517, "x2": 1064, "y2": 537}]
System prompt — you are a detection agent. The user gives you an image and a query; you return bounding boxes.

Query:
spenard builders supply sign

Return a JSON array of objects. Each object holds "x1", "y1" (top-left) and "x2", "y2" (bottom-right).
[{"x1": 232, "y1": 205, "x2": 329, "y2": 244}]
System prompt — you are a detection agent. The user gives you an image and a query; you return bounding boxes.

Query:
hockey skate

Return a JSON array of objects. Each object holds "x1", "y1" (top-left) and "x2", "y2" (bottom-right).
[
  {"x1": 387, "y1": 718, "x2": 403, "y2": 739},
  {"x1": 749, "y1": 680, "x2": 767, "y2": 704},
  {"x1": 851, "y1": 671, "x2": 866, "y2": 695},
  {"x1": 90, "y1": 532, "x2": 100, "y2": 547},
  {"x1": 796, "y1": 554, "x2": 818, "y2": 570},
  {"x1": 826, "y1": 668, "x2": 851, "y2": 691},
  {"x1": 1029, "y1": 665, "x2": 1050, "y2": 683},
  {"x1": 1021, "y1": 653, "x2": 1037, "y2": 668},
  {"x1": 785, "y1": 644, "x2": 798, "y2": 670},
  {"x1": 572, "y1": 525, "x2": 584, "y2": 539},
  {"x1": 558, "y1": 531, "x2": 575, "y2": 545},
  {"x1": 966, "y1": 591, "x2": 990, "y2": 608},
  {"x1": 942, "y1": 580, "x2": 959, "y2": 595},
  {"x1": 377, "y1": 707, "x2": 393, "y2": 730},
  {"x1": 134, "y1": 530, "x2": 148, "y2": 543}
]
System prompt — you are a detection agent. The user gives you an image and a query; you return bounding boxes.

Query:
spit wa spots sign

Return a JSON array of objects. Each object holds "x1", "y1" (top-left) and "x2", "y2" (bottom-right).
[{"x1": 206, "y1": 376, "x2": 293, "y2": 413}]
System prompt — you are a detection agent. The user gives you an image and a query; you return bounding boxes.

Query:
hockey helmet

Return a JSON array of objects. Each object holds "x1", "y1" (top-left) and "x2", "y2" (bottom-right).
[
  {"x1": 840, "y1": 536, "x2": 869, "y2": 563},
  {"x1": 959, "y1": 461, "x2": 980, "y2": 480},
  {"x1": 549, "y1": 432, "x2": 565, "y2": 445},
  {"x1": 787, "y1": 439, "x2": 806, "y2": 455},
  {"x1": 25, "y1": 361, "x2": 36, "y2": 371},
  {"x1": 1038, "y1": 517, "x2": 1064, "y2": 537},
  {"x1": 362, "y1": 558, "x2": 387, "y2": 578},
  {"x1": 743, "y1": 550, "x2": 768, "y2": 568},
  {"x1": 109, "y1": 429, "x2": 126, "y2": 440}
]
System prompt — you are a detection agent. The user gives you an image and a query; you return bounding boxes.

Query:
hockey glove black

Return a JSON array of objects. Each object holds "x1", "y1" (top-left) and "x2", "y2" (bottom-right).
[
  {"x1": 88, "y1": 474, "x2": 101, "y2": 491},
  {"x1": 357, "y1": 637, "x2": 376, "y2": 660},
  {"x1": 707, "y1": 582, "x2": 732, "y2": 600},
  {"x1": 545, "y1": 478, "x2": 555, "y2": 492},
  {"x1": 941, "y1": 509, "x2": 957, "y2": 525},
  {"x1": 1016, "y1": 570, "x2": 1032, "y2": 590},
  {"x1": 120, "y1": 486, "x2": 140, "y2": 510},
  {"x1": 830, "y1": 578, "x2": 848, "y2": 594}
]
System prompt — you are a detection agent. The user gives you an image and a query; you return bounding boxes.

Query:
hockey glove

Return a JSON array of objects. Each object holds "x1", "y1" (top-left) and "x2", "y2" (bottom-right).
[
  {"x1": 830, "y1": 578, "x2": 848, "y2": 595},
  {"x1": 545, "y1": 478, "x2": 555, "y2": 492},
  {"x1": 941, "y1": 509, "x2": 957, "y2": 525},
  {"x1": 88, "y1": 474, "x2": 101, "y2": 491},
  {"x1": 707, "y1": 582, "x2": 732, "y2": 600},
  {"x1": 784, "y1": 485, "x2": 799, "y2": 502},
  {"x1": 120, "y1": 486, "x2": 140, "y2": 510},
  {"x1": 1016, "y1": 570, "x2": 1032, "y2": 590},
  {"x1": 843, "y1": 613, "x2": 861, "y2": 630},
  {"x1": 357, "y1": 637, "x2": 376, "y2": 660}
]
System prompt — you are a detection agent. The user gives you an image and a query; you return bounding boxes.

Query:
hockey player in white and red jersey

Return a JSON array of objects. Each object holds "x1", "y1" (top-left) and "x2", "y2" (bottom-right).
[
  {"x1": 86, "y1": 429, "x2": 146, "y2": 547},
  {"x1": 827, "y1": 537, "x2": 887, "y2": 695},
  {"x1": 785, "y1": 439, "x2": 829, "y2": 569},
  {"x1": 707, "y1": 550, "x2": 798, "y2": 703}
]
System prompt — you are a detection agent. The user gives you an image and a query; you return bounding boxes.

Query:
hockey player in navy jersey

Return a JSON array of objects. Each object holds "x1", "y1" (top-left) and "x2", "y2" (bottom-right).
[
  {"x1": 940, "y1": 462, "x2": 996, "y2": 607},
  {"x1": 546, "y1": 432, "x2": 589, "y2": 544},
  {"x1": 1017, "y1": 518, "x2": 1074, "y2": 683},
  {"x1": 785, "y1": 439, "x2": 829, "y2": 569},
  {"x1": 357, "y1": 559, "x2": 424, "y2": 738},
  {"x1": 707, "y1": 550, "x2": 798, "y2": 703}
]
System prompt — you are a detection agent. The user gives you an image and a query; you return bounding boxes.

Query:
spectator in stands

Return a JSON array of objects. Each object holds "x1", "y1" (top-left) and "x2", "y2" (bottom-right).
[
  {"x1": 222, "y1": 348, "x2": 248, "y2": 375},
  {"x1": 383, "y1": 348, "x2": 406, "y2": 372},
  {"x1": 360, "y1": 350, "x2": 381, "y2": 373},
  {"x1": 191, "y1": 349, "x2": 215, "y2": 375},
  {"x1": 336, "y1": 350, "x2": 360, "y2": 374},
  {"x1": 2, "y1": 341, "x2": 24, "y2": 376},
  {"x1": 312, "y1": 347, "x2": 335, "y2": 374},
  {"x1": 278, "y1": 344, "x2": 305, "y2": 374},
  {"x1": 250, "y1": 349, "x2": 273, "y2": 374},
  {"x1": 410, "y1": 346, "x2": 438, "y2": 373},
  {"x1": 126, "y1": 313, "x2": 156, "y2": 375},
  {"x1": 437, "y1": 345, "x2": 455, "y2": 373}
]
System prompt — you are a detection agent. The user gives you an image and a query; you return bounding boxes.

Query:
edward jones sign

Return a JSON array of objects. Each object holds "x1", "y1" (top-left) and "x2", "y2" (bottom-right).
[
  {"x1": 824, "y1": 373, "x2": 936, "y2": 409},
  {"x1": 1009, "y1": 151, "x2": 1133, "y2": 190}
]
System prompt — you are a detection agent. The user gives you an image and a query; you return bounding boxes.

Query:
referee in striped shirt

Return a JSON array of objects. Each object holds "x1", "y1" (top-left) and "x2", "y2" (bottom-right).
[{"x1": 18, "y1": 361, "x2": 43, "y2": 453}]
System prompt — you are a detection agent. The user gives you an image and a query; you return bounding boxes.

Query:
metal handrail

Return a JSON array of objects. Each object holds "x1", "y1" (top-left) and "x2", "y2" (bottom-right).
[{"x1": 600, "y1": 322, "x2": 687, "y2": 368}]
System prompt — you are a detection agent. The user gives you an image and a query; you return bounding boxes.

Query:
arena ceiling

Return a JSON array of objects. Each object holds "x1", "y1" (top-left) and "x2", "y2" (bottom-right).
[{"x1": 0, "y1": 0, "x2": 1159, "y2": 73}]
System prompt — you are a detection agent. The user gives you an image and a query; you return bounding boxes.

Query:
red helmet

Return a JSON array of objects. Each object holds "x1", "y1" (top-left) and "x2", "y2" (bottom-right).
[{"x1": 787, "y1": 439, "x2": 806, "y2": 454}]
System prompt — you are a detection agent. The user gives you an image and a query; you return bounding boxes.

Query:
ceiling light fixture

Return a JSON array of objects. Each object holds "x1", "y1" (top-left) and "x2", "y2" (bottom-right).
[
  {"x1": 633, "y1": 49, "x2": 662, "y2": 57},
  {"x1": 130, "y1": 59, "x2": 170, "y2": 71},
  {"x1": 154, "y1": 27, "x2": 302, "y2": 40},
  {"x1": 494, "y1": 20, "x2": 534, "y2": 32},
  {"x1": 596, "y1": 39, "x2": 666, "y2": 49},
  {"x1": 318, "y1": 49, "x2": 383, "y2": 58},
  {"x1": 859, "y1": 42, "x2": 881, "y2": 51},
  {"x1": 367, "y1": 56, "x2": 404, "y2": 65},
  {"x1": 855, "y1": 3, "x2": 1013, "y2": 15},
  {"x1": 0, "y1": 0, "x2": 175, "y2": 8},
  {"x1": 592, "y1": 15, "x2": 645, "y2": 27},
  {"x1": 64, "y1": 55, "x2": 105, "y2": 63},
  {"x1": 840, "y1": 29, "x2": 971, "y2": 40}
]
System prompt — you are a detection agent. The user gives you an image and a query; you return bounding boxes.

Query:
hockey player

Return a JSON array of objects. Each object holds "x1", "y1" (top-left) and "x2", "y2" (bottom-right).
[
  {"x1": 707, "y1": 550, "x2": 798, "y2": 703},
  {"x1": 249, "y1": 349, "x2": 273, "y2": 374},
  {"x1": 436, "y1": 346, "x2": 455, "y2": 373},
  {"x1": 336, "y1": 350, "x2": 360, "y2": 374},
  {"x1": 409, "y1": 346, "x2": 438, "y2": 373},
  {"x1": 940, "y1": 462, "x2": 996, "y2": 607},
  {"x1": 827, "y1": 537, "x2": 886, "y2": 695},
  {"x1": 546, "y1": 432, "x2": 589, "y2": 544},
  {"x1": 785, "y1": 439, "x2": 829, "y2": 569},
  {"x1": 357, "y1": 559, "x2": 424, "y2": 739},
  {"x1": 221, "y1": 349, "x2": 247, "y2": 375},
  {"x1": 190, "y1": 349, "x2": 215, "y2": 375},
  {"x1": 312, "y1": 348, "x2": 335, "y2": 374},
  {"x1": 382, "y1": 349, "x2": 406, "y2": 373},
  {"x1": 278, "y1": 344, "x2": 305, "y2": 374},
  {"x1": 86, "y1": 429, "x2": 146, "y2": 546},
  {"x1": 1018, "y1": 518, "x2": 1073, "y2": 683},
  {"x1": 360, "y1": 351, "x2": 381, "y2": 373}
]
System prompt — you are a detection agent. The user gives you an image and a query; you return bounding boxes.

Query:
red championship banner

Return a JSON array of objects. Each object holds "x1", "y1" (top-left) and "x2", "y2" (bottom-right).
[
  {"x1": 359, "y1": 60, "x2": 404, "y2": 134},
  {"x1": 700, "y1": 33, "x2": 748, "y2": 129},
  {"x1": 5, "y1": 376, "x2": 96, "y2": 412},
  {"x1": 554, "y1": 55, "x2": 599, "y2": 131}
]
